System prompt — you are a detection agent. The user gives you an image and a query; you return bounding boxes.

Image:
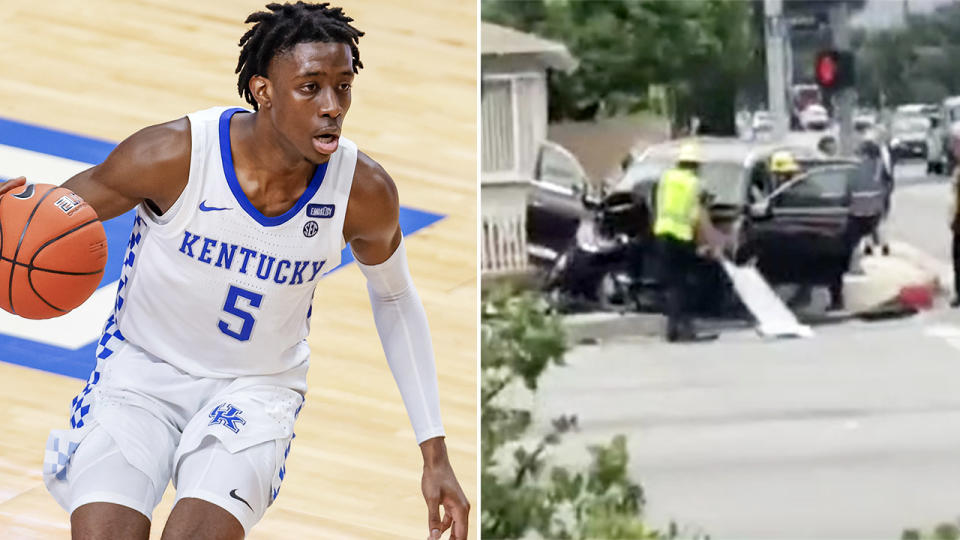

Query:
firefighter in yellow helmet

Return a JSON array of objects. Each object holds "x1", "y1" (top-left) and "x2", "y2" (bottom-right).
[
  {"x1": 770, "y1": 150, "x2": 801, "y2": 186},
  {"x1": 654, "y1": 143, "x2": 721, "y2": 342}
]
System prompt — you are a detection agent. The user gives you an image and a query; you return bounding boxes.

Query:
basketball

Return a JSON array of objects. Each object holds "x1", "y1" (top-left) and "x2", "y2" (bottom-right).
[{"x1": 0, "y1": 183, "x2": 107, "y2": 319}]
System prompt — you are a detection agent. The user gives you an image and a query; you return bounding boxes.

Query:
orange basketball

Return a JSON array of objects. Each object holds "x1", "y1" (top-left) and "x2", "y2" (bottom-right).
[{"x1": 0, "y1": 183, "x2": 107, "y2": 319}]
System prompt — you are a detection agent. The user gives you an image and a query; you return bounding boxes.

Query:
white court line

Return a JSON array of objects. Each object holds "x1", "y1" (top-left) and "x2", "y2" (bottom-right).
[
  {"x1": 0, "y1": 284, "x2": 115, "y2": 349},
  {"x1": 0, "y1": 143, "x2": 91, "y2": 184}
]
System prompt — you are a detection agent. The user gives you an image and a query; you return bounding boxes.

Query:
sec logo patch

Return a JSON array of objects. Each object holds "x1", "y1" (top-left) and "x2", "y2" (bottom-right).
[{"x1": 303, "y1": 220, "x2": 319, "y2": 238}]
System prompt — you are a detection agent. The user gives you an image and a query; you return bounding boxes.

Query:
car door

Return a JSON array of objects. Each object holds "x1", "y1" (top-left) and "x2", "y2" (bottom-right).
[
  {"x1": 527, "y1": 140, "x2": 590, "y2": 259},
  {"x1": 749, "y1": 165, "x2": 855, "y2": 283}
]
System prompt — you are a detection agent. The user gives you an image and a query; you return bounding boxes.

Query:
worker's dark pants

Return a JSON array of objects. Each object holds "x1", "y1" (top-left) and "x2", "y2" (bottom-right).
[
  {"x1": 953, "y1": 229, "x2": 960, "y2": 300},
  {"x1": 658, "y1": 235, "x2": 698, "y2": 339}
]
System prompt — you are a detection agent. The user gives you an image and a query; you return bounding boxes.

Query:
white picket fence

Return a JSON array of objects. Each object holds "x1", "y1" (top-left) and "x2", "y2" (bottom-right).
[{"x1": 481, "y1": 180, "x2": 531, "y2": 276}]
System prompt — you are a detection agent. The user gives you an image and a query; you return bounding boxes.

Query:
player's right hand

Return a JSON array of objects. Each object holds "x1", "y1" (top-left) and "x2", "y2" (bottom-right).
[{"x1": 0, "y1": 176, "x2": 27, "y2": 196}]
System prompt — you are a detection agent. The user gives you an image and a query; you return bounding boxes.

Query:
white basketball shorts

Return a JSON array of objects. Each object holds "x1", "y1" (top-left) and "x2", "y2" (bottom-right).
[{"x1": 42, "y1": 316, "x2": 307, "y2": 534}]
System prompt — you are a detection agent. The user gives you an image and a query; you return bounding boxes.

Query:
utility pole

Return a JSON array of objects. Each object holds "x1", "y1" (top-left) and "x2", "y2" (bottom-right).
[
  {"x1": 830, "y1": 2, "x2": 856, "y2": 155},
  {"x1": 765, "y1": 0, "x2": 789, "y2": 140}
]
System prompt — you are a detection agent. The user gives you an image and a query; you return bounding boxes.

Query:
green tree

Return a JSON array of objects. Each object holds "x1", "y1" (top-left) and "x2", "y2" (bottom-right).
[
  {"x1": 854, "y1": 2, "x2": 960, "y2": 106},
  {"x1": 481, "y1": 0, "x2": 761, "y2": 133},
  {"x1": 903, "y1": 520, "x2": 960, "y2": 540},
  {"x1": 481, "y1": 0, "x2": 547, "y2": 34},
  {"x1": 481, "y1": 290, "x2": 684, "y2": 539}
]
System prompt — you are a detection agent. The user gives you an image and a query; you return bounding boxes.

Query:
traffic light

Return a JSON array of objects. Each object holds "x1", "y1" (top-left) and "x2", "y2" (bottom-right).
[{"x1": 815, "y1": 50, "x2": 855, "y2": 91}]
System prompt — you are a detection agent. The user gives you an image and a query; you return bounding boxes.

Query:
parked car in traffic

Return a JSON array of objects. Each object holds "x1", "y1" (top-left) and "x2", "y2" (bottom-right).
[
  {"x1": 889, "y1": 113, "x2": 931, "y2": 159},
  {"x1": 800, "y1": 104, "x2": 830, "y2": 130},
  {"x1": 854, "y1": 109, "x2": 877, "y2": 132},
  {"x1": 752, "y1": 110, "x2": 773, "y2": 134},
  {"x1": 896, "y1": 103, "x2": 939, "y2": 116},
  {"x1": 791, "y1": 84, "x2": 823, "y2": 130}
]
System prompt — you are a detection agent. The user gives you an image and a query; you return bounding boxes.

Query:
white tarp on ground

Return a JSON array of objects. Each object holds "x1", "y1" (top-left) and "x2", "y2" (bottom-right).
[{"x1": 721, "y1": 260, "x2": 814, "y2": 338}]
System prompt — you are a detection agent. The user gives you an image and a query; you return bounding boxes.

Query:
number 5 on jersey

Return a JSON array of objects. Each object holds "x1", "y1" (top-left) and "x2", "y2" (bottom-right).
[{"x1": 219, "y1": 285, "x2": 262, "y2": 341}]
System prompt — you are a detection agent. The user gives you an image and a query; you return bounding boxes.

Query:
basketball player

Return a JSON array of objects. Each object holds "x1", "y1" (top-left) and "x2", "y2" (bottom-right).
[{"x1": 0, "y1": 3, "x2": 469, "y2": 539}]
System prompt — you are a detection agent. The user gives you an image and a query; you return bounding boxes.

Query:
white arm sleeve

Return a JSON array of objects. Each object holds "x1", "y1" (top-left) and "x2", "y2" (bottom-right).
[{"x1": 354, "y1": 237, "x2": 445, "y2": 444}]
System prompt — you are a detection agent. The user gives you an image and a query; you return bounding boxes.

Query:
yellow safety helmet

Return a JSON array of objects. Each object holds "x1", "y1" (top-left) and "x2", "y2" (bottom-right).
[
  {"x1": 770, "y1": 150, "x2": 800, "y2": 174},
  {"x1": 676, "y1": 144, "x2": 701, "y2": 165}
]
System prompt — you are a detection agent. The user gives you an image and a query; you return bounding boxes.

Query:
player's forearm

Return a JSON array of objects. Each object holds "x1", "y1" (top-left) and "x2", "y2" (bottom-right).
[
  {"x1": 62, "y1": 166, "x2": 140, "y2": 222},
  {"x1": 355, "y1": 237, "x2": 445, "y2": 444},
  {"x1": 419, "y1": 436, "x2": 449, "y2": 468}
]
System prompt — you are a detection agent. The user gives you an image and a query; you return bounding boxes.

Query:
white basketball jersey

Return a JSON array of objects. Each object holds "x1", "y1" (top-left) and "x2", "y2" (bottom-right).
[{"x1": 110, "y1": 106, "x2": 357, "y2": 377}]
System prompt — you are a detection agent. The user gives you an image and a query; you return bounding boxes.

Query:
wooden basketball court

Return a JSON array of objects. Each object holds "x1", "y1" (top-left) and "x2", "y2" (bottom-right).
[{"x1": 0, "y1": 1, "x2": 476, "y2": 538}]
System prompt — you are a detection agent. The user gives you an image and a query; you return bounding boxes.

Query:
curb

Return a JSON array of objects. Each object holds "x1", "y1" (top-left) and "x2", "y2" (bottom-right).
[{"x1": 562, "y1": 312, "x2": 663, "y2": 343}]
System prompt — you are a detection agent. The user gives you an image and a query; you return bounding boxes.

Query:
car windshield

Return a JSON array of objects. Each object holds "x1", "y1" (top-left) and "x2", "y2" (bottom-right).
[
  {"x1": 892, "y1": 116, "x2": 930, "y2": 133},
  {"x1": 793, "y1": 86, "x2": 821, "y2": 109},
  {"x1": 699, "y1": 162, "x2": 747, "y2": 204},
  {"x1": 623, "y1": 158, "x2": 746, "y2": 205}
]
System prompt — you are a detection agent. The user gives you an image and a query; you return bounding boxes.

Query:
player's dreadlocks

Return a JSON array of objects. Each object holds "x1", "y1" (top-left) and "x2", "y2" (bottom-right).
[{"x1": 236, "y1": 2, "x2": 364, "y2": 111}]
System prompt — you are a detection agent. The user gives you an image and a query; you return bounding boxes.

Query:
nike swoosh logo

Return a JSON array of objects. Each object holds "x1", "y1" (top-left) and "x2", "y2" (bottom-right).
[
  {"x1": 199, "y1": 200, "x2": 232, "y2": 212},
  {"x1": 11, "y1": 184, "x2": 35, "y2": 200},
  {"x1": 229, "y1": 489, "x2": 253, "y2": 511}
]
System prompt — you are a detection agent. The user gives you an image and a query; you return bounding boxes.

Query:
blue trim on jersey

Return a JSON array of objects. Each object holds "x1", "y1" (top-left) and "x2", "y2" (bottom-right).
[{"x1": 218, "y1": 108, "x2": 329, "y2": 227}]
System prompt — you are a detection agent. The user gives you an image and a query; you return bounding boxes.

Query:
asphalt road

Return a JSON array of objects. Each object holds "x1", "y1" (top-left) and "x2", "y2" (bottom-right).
[
  {"x1": 887, "y1": 160, "x2": 953, "y2": 269},
  {"x1": 528, "y1": 166, "x2": 960, "y2": 539}
]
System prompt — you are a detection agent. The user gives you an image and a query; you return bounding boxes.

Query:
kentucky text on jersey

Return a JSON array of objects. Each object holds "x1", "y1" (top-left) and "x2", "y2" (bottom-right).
[{"x1": 178, "y1": 230, "x2": 325, "y2": 285}]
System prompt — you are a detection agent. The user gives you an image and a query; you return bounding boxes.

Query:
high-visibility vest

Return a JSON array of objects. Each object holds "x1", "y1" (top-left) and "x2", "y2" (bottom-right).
[{"x1": 654, "y1": 167, "x2": 699, "y2": 242}]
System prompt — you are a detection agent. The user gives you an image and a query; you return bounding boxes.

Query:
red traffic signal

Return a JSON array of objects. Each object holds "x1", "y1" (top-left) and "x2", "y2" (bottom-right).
[
  {"x1": 815, "y1": 50, "x2": 855, "y2": 90},
  {"x1": 816, "y1": 53, "x2": 837, "y2": 87}
]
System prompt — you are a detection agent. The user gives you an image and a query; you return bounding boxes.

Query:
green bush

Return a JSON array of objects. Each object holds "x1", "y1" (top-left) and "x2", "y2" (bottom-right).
[
  {"x1": 903, "y1": 521, "x2": 960, "y2": 540},
  {"x1": 481, "y1": 290, "x2": 685, "y2": 539}
]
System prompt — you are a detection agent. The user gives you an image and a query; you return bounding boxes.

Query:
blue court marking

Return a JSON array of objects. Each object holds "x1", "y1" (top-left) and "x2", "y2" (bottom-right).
[
  {"x1": 0, "y1": 116, "x2": 116, "y2": 165},
  {"x1": 0, "y1": 335, "x2": 98, "y2": 380},
  {"x1": 0, "y1": 115, "x2": 444, "y2": 380}
]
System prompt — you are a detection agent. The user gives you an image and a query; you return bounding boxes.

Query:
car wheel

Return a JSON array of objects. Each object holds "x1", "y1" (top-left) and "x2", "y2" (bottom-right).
[
  {"x1": 544, "y1": 252, "x2": 569, "y2": 288},
  {"x1": 597, "y1": 272, "x2": 629, "y2": 313}
]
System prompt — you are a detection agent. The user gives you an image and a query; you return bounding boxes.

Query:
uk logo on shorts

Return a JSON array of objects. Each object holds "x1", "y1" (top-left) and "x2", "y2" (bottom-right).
[{"x1": 209, "y1": 403, "x2": 246, "y2": 433}]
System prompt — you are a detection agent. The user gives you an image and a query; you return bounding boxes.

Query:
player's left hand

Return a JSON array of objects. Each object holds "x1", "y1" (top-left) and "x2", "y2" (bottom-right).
[
  {"x1": 0, "y1": 176, "x2": 27, "y2": 197},
  {"x1": 421, "y1": 438, "x2": 470, "y2": 539}
]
